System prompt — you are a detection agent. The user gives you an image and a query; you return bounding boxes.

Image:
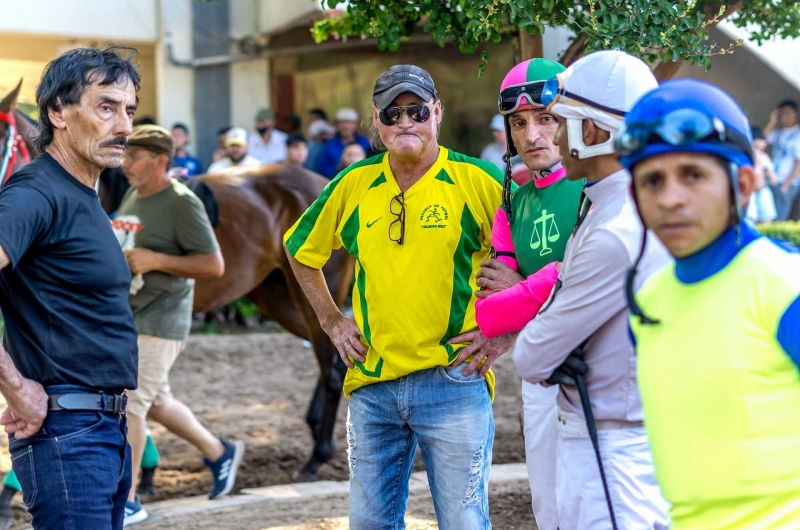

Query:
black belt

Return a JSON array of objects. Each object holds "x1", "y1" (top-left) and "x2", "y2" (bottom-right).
[{"x1": 47, "y1": 393, "x2": 127, "y2": 414}]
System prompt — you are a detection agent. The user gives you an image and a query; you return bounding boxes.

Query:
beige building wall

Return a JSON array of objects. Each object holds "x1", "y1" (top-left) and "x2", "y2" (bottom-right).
[
  {"x1": 155, "y1": 0, "x2": 195, "y2": 140},
  {"x1": 230, "y1": 0, "x2": 270, "y2": 130},
  {"x1": 0, "y1": 0, "x2": 157, "y2": 41},
  {"x1": 0, "y1": 33, "x2": 157, "y2": 119},
  {"x1": 259, "y1": 0, "x2": 320, "y2": 35}
]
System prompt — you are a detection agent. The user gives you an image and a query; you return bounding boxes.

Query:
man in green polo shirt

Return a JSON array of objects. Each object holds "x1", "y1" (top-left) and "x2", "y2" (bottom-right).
[{"x1": 115, "y1": 126, "x2": 244, "y2": 526}]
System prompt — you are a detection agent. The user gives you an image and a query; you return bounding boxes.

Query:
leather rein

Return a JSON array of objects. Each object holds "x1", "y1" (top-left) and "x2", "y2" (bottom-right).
[{"x1": 0, "y1": 110, "x2": 31, "y2": 186}]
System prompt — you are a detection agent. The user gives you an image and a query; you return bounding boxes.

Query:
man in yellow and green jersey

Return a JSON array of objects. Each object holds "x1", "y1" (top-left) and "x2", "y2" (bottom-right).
[
  {"x1": 624, "y1": 79, "x2": 800, "y2": 529},
  {"x1": 284, "y1": 64, "x2": 517, "y2": 529}
]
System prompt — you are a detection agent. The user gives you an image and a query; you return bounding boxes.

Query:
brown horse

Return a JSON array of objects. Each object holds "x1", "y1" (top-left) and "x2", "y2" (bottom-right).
[
  {"x1": 192, "y1": 164, "x2": 353, "y2": 481},
  {"x1": 0, "y1": 83, "x2": 353, "y2": 482}
]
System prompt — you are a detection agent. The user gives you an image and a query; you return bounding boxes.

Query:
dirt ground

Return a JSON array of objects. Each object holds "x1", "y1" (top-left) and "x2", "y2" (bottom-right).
[{"x1": 1, "y1": 331, "x2": 534, "y2": 529}]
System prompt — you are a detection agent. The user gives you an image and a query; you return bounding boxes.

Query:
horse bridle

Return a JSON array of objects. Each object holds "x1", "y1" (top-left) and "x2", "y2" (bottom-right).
[{"x1": 0, "y1": 110, "x2": 31, "y2": 186}]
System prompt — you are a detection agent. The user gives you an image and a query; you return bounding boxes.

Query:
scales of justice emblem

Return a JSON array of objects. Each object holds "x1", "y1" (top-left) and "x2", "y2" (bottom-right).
[{"x1": 530, "y1": 209, "x2": 560, "y2": 256}]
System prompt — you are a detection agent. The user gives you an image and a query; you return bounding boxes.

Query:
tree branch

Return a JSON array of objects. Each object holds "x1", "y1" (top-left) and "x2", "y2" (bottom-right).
[
  {"x1": 655, "y1": 0, "x2": 745, "y2": 81},
  {"x1": 558, "y1": 33, "x2": 588, "y2": 66}
]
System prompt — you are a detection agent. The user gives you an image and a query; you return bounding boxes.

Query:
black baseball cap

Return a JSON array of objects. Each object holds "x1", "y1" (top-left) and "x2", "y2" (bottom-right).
[{"x1": 373, "y1": 65, "x2": 437, "y2": 111}]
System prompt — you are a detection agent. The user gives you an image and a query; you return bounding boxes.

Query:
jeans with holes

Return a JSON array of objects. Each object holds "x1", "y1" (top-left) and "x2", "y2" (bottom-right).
[
  {"x1": 347, "y1": 365, "x2": 494, "y2": 530},
  {"x1": 8, "y1": 385, "x2": 131, "y2": 530}
]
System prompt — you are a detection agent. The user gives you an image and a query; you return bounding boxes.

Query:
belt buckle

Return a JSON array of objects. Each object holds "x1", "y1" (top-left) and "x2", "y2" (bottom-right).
[{"x1": 112, "y1": 394, "x2": 126, "y2": 414}]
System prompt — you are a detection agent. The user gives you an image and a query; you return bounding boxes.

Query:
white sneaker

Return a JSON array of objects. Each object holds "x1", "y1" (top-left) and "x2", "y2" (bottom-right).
[{"x1": 123, "y1": 495, "x2": 149, "y2": 527}]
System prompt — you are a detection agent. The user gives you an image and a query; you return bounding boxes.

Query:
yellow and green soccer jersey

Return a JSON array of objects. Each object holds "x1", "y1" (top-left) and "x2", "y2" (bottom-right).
[{"x1": 285, "y1": 146, "x2": 509, "y2": 398}]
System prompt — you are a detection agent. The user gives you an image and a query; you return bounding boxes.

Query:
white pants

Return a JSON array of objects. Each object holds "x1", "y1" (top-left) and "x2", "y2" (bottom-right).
[
  {"x1": 522, "y1": 381, "x2": 560, "y2": 530},
  {"x1": 555, "y1": 409, "x2": 670, "y2": 530}
]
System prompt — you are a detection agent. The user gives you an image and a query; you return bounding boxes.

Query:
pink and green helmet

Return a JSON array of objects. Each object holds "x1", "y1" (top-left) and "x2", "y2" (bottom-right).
[{"x1": 498, "y1": 58, "x2": 565, "y2": 156}]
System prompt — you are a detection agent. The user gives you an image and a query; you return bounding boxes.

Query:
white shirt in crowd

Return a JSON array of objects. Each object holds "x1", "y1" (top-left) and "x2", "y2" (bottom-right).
[
  {"x1": 480, "y1": 142, "x2": 507, "y2": 171},
  {"x1": 767, "y1": 125, "x2": 800, "y2": 184},
  {"x1": 207, "y1": 154, "x2": 262, "y2": 174},
  {"x1": 248, "y1": 129, "x2": 288, "y2": 164}
]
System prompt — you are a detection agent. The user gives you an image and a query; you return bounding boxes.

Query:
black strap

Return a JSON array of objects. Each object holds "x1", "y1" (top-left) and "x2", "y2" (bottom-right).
[
  {"x1": 572, "y1": 192, "x2": 593, "y2": 236},
  {"x1": 48, "y1": 393, "x2": 127, "y2": 414},
  {"x1": 563, "y1": 89, "x2": 627, "y2": 118},
  {"x1": 495, "y1": 251, "x2": 516, "y2": 258}
]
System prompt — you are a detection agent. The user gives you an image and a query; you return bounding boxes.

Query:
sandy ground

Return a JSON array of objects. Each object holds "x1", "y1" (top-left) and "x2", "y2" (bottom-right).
[{"x1": 1, "y1": 331, "x2": 535, "y2": 529}]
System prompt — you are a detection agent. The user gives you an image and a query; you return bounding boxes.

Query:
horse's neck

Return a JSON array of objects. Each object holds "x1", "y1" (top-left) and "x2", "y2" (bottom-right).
[{"x1": 14, "y1": 110, "x2": 40, "y2": 159}]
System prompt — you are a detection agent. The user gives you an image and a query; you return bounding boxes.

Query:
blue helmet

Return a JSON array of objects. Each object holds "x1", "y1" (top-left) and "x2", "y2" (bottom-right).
[
  {"x1": 621, "y1": 80, "x2": 755, "y2": 327},
  {"x1": 618, "y1": 79, "x2": 754, "y2": 171}
]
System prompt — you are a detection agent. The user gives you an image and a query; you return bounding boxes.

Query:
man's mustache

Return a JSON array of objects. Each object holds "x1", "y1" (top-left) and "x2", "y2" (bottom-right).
[{"x1": 101, "y1": 137, "x2": 128, "y2": 149}]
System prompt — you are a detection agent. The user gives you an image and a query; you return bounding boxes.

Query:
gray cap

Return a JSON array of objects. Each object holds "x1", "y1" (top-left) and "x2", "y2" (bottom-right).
[{"x1": 373, "y1": 64, "x2": 437, "y2": 111}]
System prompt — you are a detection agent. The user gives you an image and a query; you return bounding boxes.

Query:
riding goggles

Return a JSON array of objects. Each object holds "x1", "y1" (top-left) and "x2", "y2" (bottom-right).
[
  {"x1": 378, "y1": 105, "x2": 431, "y2": 126},
  {"x1": 498, "y1": 81, "x2": 546, "y2": 115},
  {"x1": 541, "y1": 74, "x2": 627, "y2": 118},
  {"x1": 615, "y1": 108, "x2": 754, "y2": 161}
]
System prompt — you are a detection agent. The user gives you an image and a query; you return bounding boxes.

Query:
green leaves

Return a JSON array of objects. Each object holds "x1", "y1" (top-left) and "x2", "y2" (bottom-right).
[{"x1": 312, "y1": 0, "x2": 800, "y2": 72}]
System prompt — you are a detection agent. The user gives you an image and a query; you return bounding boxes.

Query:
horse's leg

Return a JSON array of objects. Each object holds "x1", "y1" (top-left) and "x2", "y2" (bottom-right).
[
  {"x1": 305, "y1": 378, "x2": 324, "y2": 441},
  {"x1": 295, "y1": 251, "x2": 354, "y2": 482},
  {"x1": 294, "y1": 330, "x2": 345, "y2": 482},
  {"x1": 245, "y1": 271, "x2": 330, "y2": 446},
  {"x1": 247, "y1": 255, "x2": 352, "y2": 482}
]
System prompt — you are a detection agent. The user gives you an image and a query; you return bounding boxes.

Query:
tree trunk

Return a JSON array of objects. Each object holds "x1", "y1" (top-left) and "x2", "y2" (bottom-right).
[
  {"x1": 558, "y1": 33, "x2": 588, "y2": 66},
  {"x1": 654, "y1": 59, "x2": 684, "y2": 81},
  {"x1": 518, "y1": 30, "x2": 543, "y2": 61}
]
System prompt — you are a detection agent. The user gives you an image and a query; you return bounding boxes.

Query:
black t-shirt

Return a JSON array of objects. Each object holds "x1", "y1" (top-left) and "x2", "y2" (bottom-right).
[{"x1": 0, "y1": 153, "x2": 138, "y2": 393}]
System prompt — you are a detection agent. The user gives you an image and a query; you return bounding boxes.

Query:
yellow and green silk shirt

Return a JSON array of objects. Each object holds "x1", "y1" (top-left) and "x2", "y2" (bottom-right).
[{"x1": 285, "y1": 146, "x2": 509, "y2": 398}]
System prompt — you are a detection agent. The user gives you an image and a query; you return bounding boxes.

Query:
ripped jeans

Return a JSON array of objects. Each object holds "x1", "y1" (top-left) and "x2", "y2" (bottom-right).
[{"x1": 346, "y1": 365, "x2": 494, "y2": 530}]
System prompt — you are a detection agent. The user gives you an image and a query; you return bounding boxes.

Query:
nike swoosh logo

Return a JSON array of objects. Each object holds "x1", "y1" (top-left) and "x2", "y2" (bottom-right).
[{"x1": 366, "y1": 218, "x2": 382, "y2": 228}]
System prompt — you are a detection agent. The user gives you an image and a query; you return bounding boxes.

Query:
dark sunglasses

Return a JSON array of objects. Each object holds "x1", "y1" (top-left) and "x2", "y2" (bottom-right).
[
  {"x1": 389, "y1": 192, "x2": 405, "y2": 245},
  {"x1": 616, "y1": 108, "x2": 754, "y2": 161},
  {"x1": 498, "y1": 81, "x2": 546, "y2": 115},
  {"x1": 379, "y1": 105, "x2": 431, "y2": 126}
]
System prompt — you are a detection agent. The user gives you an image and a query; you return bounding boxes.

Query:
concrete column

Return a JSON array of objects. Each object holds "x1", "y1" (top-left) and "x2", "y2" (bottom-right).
[
  {"x1": 193, "y1": 0, "x2": 231, "y2": 168},
  {"x1": 155, "y1": 0, "x2": 196, "y2": 154}
]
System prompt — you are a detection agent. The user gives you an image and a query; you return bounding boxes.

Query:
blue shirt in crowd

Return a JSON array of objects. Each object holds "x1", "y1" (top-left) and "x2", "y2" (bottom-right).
[
  {"x1": 173, "y1": 152, "x2": 204, "y2": 177},
  {"x1": 314, "y1": 133, "x2": 372, "y2": 179}
]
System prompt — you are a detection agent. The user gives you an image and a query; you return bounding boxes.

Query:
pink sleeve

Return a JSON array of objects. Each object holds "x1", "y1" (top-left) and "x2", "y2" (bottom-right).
[
  {"x1": 475, "y1": 262, "x2": 560, "y2": 338},
  {"x1": 491, "y1": 207, "x2": 517, "y2": 270}
]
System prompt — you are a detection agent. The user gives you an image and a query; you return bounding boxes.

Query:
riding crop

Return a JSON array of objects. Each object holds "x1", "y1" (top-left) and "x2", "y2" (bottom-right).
[{"x1": 547, "y1": 344, "x2": 619, "y2": 530}]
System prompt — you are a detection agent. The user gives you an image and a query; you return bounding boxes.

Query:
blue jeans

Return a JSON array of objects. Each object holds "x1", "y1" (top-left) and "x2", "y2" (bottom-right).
[
  {"x1": 347, "y1": 365, "x2": 495, "y2": 530},
  {"x1": 8, "y1": 385, "x2": 131, "y2": 530},
  {"x1": 771, "y1": 182, "x2": 800, "y2": 220}
]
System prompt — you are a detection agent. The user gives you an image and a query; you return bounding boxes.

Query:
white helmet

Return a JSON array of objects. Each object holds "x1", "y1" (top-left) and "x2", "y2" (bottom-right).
[{"x1": 548, "y1": 50, "x2": 657, "y2": 159}]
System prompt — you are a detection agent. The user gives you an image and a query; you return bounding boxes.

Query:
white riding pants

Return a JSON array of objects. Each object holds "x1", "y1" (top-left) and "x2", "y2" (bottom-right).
[
  {"x1": 522, "y1": 381, "x2": 560, "y2": 530},
  {"x1": 555, "y1": 409, "x2": 670, "y2": 530}
]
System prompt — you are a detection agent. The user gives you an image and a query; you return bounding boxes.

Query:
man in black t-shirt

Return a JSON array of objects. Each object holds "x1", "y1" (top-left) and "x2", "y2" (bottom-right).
[{"x1": 0, "y1": 45, "x2": 140, "y2": 530}]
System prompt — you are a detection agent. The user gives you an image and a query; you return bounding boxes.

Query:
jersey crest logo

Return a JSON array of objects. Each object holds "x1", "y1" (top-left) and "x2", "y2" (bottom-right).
[
  {"x1": 419, "y1": 204, "x2": 449, "y2": 229},
  {"x1": 530, "y1": 209, "x2": 560, "y2": 256}
]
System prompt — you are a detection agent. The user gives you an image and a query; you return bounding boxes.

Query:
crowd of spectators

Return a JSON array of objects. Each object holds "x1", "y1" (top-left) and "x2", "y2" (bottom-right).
[
  {"x1": 138, "y1": 98, "x2": 800, "y2": 224},
  {"x1": 153, "y1": 105, "x2": 373, "y2": 180}
]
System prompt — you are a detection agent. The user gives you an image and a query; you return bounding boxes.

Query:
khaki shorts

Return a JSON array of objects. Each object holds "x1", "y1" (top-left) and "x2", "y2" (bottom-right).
[{"x1": 127, "y1": 335, "x2": 185, "y2": 418}]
